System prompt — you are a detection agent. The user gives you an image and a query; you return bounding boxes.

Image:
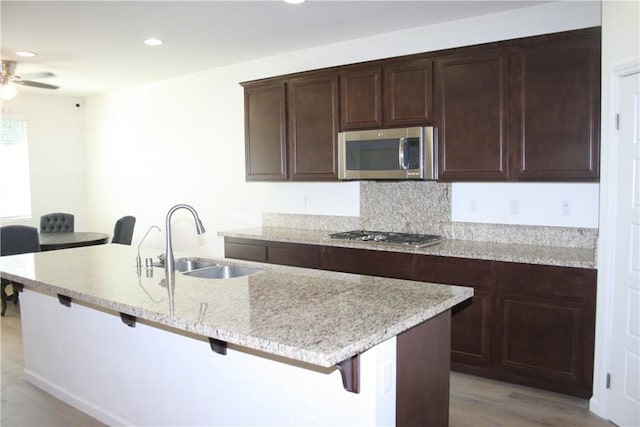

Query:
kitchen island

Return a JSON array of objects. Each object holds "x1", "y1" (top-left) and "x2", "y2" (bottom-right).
[{"x1": 0, "y1": 244, "x2": 472, "y2": 426}]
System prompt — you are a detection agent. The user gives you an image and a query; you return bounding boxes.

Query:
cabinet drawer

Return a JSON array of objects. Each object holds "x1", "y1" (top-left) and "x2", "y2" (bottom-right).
[
  {"x1": 413, "y1": 255, "x2": 493, "y2": 288},
  {"x1": 224, "y1": 241, "x2": 267, "y2": 262},
  {"x1": 320, "y1": 246, "x2": 414, "y2": 280},
  {"x1": 268, "y1": 244, "x2": 320, "y2": 269},
  {"x1": 496, "y1": 261, "x2": 596, "y2": 299}
]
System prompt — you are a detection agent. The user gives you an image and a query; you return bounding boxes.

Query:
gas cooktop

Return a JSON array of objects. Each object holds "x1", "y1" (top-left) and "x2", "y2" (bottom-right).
[{"x1": 329, "y1": 230, "x2": 443, "y2": 248}]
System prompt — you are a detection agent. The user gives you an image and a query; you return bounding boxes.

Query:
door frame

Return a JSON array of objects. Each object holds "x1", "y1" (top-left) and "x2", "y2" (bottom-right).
[{"x1": 591, "y1": 59, "x2": 640, "y2": 419}]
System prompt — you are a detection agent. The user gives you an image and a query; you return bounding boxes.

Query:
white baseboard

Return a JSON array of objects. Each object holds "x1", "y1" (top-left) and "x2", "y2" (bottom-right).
[{"x1": 24, "y1": 368, "x2": 132, "y2": 426}]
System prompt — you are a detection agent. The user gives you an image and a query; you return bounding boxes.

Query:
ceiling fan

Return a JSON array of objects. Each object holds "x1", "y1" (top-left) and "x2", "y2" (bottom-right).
[{"x1": 1, "y1": 60, "x2": 59, "y2": 100}]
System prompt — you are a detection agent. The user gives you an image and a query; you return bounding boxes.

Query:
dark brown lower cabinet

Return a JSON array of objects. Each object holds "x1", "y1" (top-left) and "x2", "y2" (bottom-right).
[
  {"x1": 494, "y1": 262, "x2": 596, "y2": 398},
  {"x1": 223, "y1": 237, "x2": 596, "y2": 398}
]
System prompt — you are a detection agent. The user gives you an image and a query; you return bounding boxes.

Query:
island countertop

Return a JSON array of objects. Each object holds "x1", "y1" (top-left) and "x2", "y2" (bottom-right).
[
  {"x1": 218, "y1": 226, "x2": 597, "y2": 268},
  {"x1": 0, "y1": 244, "x2": 472, "y2": 368}
]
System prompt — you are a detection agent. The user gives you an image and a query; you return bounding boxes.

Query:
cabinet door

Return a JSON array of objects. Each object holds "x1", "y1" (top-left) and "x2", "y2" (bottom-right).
[
  {"x1": 288, "y1": 74, "x2": 339, "y2": 180},
  {"x1": 510, "y1": 32, "x2": 600, "y2": 180},
  {"x1": 450, "y1": 290, "x2": 493, "y2": 368},
  {"x1": 435, "y1": 50, "x2": 509, "y2": 180},
  {"x1": 495, "y1": 262, "x2": 596, "y2": 398},
  {"x1": 339, "y1": 67, "x2": 383, "y2": 130},
  {"x1": 244, "y1": 81, "x2": 287, "y2": 181},
  {"x1": 413, "y1": 255, "x2": 493, "y2": 367},
  {"x1": 383, "y1": 59, "x2": 433, "y2": 127}
]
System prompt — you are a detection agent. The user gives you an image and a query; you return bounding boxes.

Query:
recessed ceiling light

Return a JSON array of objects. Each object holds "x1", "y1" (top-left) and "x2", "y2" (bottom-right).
[
  {"x1": 144, "y1": 38, "x2": 163, "y2": 46},
  {"x1": 16, "y1": 51, "x2": 37, "y2": 57},
  {"x1": 284, "y1": 0, "x2": 306, "y2": 4}
]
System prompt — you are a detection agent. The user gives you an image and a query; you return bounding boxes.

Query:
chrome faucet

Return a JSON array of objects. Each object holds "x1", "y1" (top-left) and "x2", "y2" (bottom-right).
[{"x1": 164, "y1": 204, "x2": 206, "y2": 275}]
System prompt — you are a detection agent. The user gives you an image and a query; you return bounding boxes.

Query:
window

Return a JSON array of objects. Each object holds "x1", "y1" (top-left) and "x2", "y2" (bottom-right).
[{"x1": 0, "y1": 119, "x2": 32, "y2": 219}]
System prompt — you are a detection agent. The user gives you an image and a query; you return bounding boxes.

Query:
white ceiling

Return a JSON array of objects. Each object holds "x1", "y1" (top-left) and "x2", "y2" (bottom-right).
[{"x1": 1, "y1": 0, "x2": 548, "y2": 98}]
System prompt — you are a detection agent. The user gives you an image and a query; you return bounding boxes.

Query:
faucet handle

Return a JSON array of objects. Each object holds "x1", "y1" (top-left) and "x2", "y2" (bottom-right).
[{"x1": 136, "y1": 225, "x2": 161, "y2": 268}]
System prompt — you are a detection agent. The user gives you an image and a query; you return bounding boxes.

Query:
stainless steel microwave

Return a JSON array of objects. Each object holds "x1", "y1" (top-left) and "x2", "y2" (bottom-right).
[{"x1": 338, "y1": 126, "x2": 436, "y2": 180}]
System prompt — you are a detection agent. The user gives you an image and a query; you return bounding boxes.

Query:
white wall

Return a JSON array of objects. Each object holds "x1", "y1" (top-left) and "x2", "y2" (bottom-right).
[
  {"x1": 0, "y1": 94, "x2": 87, "y2": 230},
  {"x1": 82, "y1": 1, "x2": 601, "y2": 258},
  {"x1": 451, "y1": 183, "x2": 600, "y2": 228}
]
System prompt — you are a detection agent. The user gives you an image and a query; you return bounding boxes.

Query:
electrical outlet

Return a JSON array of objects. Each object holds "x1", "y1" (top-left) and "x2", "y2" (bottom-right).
[
  {"x1": 382, "y1": 362, "x2": 392, "y2": 394},
  {"x1": 470, "y1": 199, "x2": 478, "y2": 213},
  {"x1": 304, "y1": 195, "x2": 311, "y2": 207},
  {"x1": 561, "y1": 200, "x2": 572, "y2": 216}
]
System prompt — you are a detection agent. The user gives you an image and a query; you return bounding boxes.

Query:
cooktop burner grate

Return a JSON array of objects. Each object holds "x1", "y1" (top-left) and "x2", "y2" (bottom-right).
[{"x1": 329, "y1": 230, "x2": 443, "y2": 248}]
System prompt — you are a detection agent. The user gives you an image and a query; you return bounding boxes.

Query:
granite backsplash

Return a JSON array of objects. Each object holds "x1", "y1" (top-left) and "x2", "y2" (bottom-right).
[{"x1": 263, "y1": 181, "x2": 598, "y2": 249}]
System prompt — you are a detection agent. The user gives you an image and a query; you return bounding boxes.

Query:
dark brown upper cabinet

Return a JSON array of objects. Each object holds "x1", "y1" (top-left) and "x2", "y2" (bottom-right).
[
  {"x1": 287, "y1": 73, "x2": 339, "y2": 180},
  {"x1": 436, "y1": 28, "x2": 600, "y2": 182},
  {"x1": 340, "y1": 58, "x2": 433, "y2": 131},
  {"x1": 243, "y1": 27, "x2": 600, "y2": 182},
  {"x1": 436, "y1": 49, "x2": 509, "y2": 181},
  {"x1": 244, "y1": 80, "x2": 287, "y2": 181},
  {"x1": 383, "y1": 58, "x2": 434, "y2": 127},
  {"x1": 339, "y1": 67, "x2": 383, "y2": 130},
  {"x1": 243, "y1": 73, "x2": 339, "y2": 181},
  {"x1": 510, "y1": 33, "x2": 600, "y2": 180}
]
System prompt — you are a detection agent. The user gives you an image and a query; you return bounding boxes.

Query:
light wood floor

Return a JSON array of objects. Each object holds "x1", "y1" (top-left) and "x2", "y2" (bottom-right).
[{"x1": 1, "y1": 304, "x2": 615, "y2": 427}]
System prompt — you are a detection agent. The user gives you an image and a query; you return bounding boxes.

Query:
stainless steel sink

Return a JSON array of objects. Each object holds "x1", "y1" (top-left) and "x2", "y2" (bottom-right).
[
  {"x1": 173, "y1": 257, "x2": 219, "y2": 273},
  {"x1": 183, "y1": 265, "x2": 264, "y2": 279}
]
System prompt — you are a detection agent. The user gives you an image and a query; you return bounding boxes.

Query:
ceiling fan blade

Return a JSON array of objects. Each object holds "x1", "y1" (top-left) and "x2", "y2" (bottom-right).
[
  {"x1": 17, "y1": 80, "x2": 59, "y2": 90},
  {"x1": 18, "y1": 72, "x2": 55, "y2": 80}
]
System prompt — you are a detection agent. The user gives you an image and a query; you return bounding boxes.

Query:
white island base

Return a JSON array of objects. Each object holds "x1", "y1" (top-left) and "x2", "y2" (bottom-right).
[{"x1": 20, "y1": 288, "x2": 451, "y2": 426}]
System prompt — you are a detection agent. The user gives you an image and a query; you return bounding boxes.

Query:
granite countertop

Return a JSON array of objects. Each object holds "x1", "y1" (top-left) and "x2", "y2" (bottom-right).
[
  {"x1": 0, "y1": 244, "x2": 472, "y2": 368},
  {"x1": 219, "y1": 226, "x2": 597, "y2": 269}
]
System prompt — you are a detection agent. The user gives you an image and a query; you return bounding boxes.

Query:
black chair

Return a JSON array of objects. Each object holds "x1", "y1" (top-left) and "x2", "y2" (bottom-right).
[
  {"x1": 40, "y1": 212, "x2": 74, "y2": 232},
  {"x1": 1, "y1": 225, "x2": 40, "y2": 316},
  {"x1": 111, "y1": 216, "x2": 136, "y2": 245}
]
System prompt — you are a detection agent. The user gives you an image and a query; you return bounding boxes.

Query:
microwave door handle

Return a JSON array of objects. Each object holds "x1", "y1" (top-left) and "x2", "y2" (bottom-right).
[{"x1": 398, "y1": 137, "x2": 408, "y2": 170}]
